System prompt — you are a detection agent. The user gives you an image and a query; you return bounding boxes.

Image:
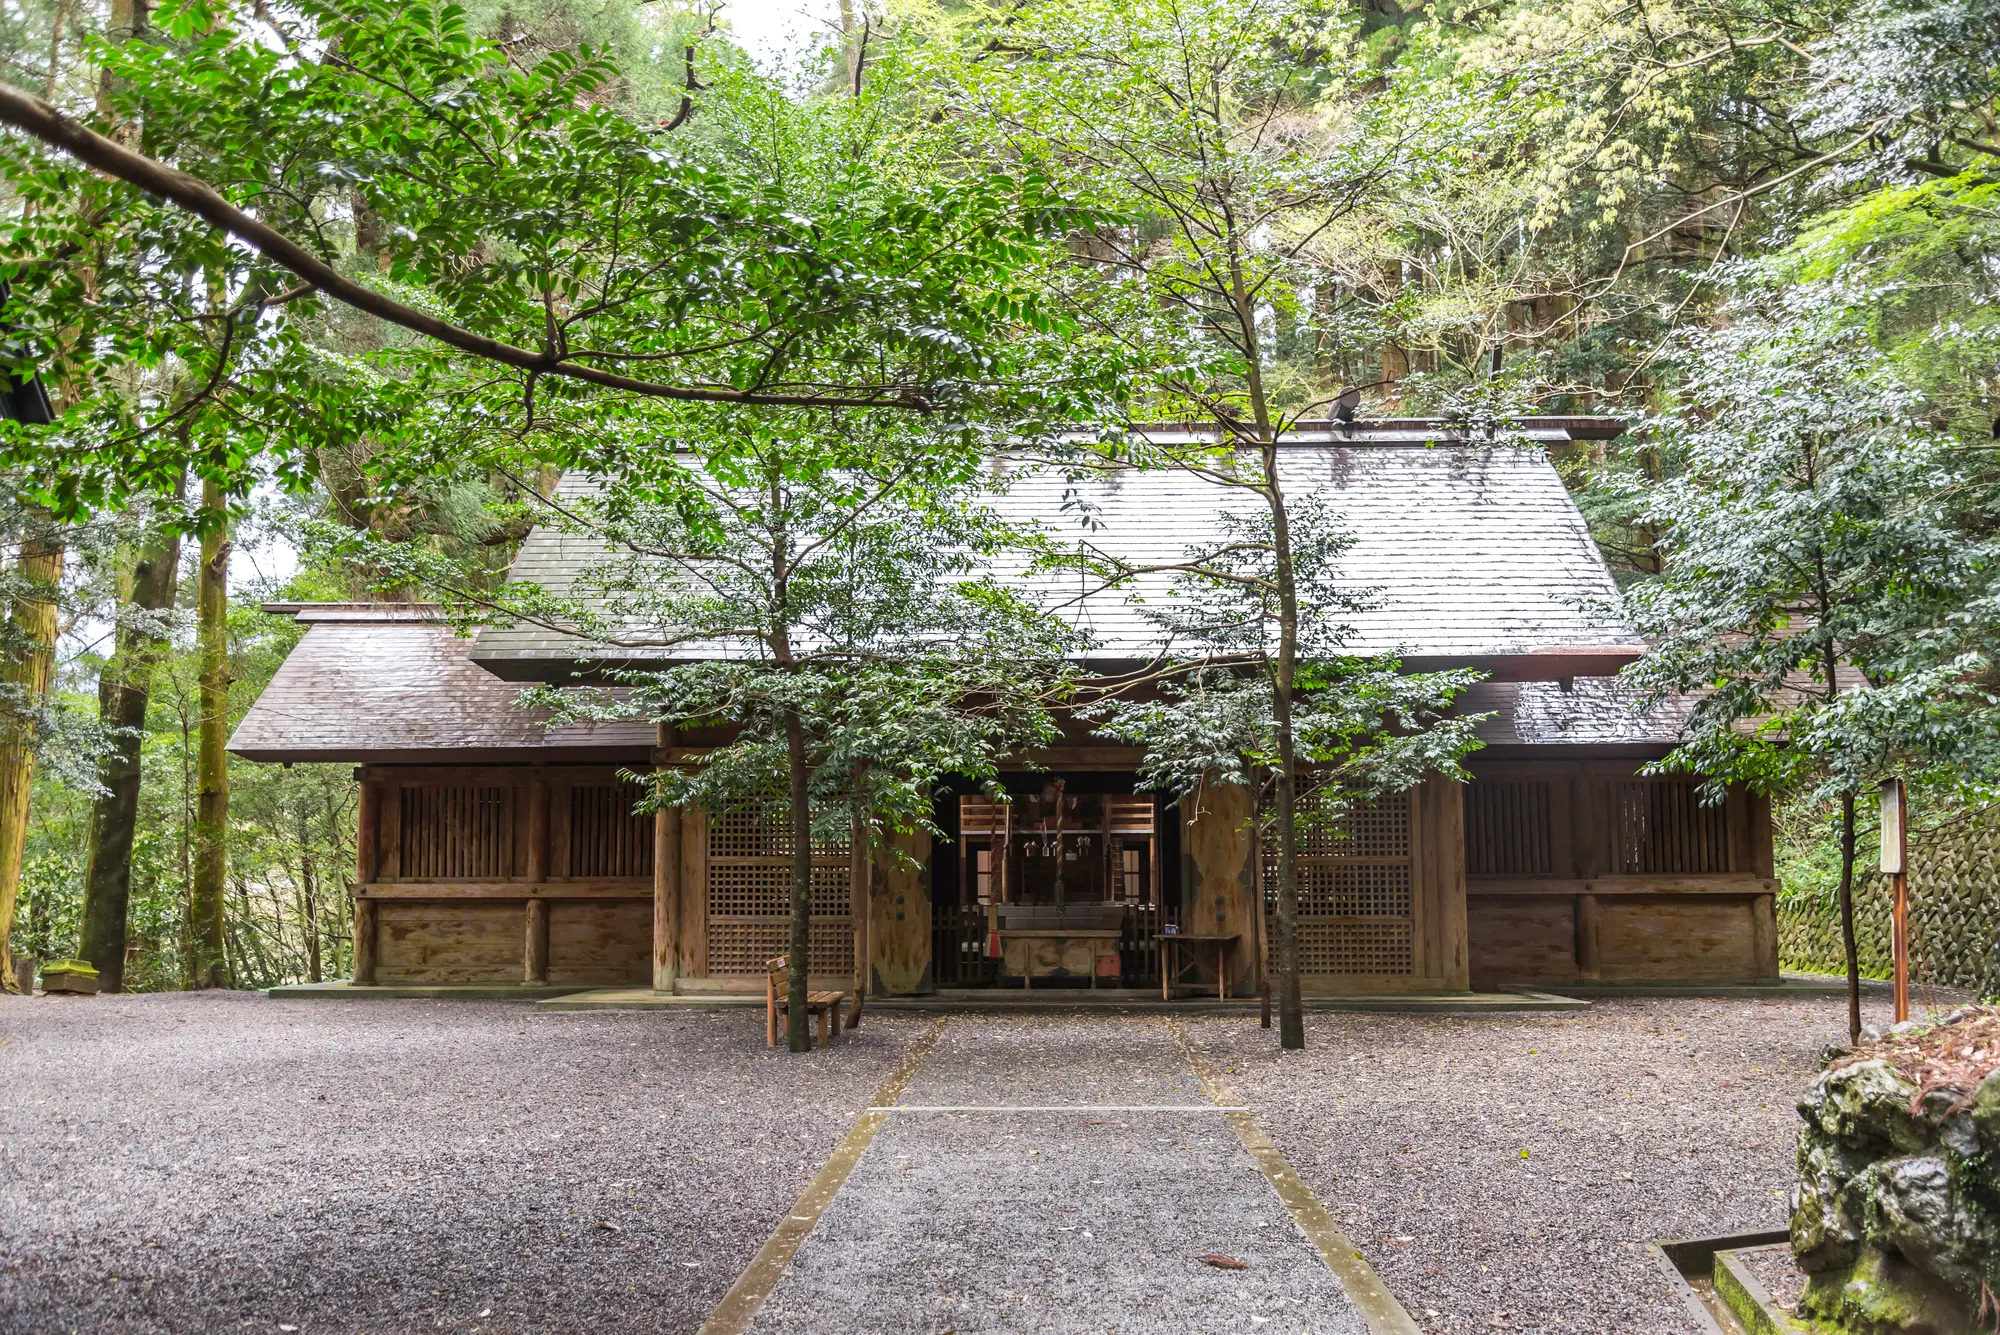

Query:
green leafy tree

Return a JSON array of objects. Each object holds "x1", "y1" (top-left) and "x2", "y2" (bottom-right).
[{"x1": 1622, "y1": 281, "x2": 1999, "y2": 1041}]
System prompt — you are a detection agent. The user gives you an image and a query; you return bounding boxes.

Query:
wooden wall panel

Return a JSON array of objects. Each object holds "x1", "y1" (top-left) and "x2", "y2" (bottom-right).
[
  {"x1": 547, "y1": 901, "x2": 650, "y2": 985},
  {"x1": 1182, "y1": 781, "x2": 1257, "y2": 995},
  {"x1": 1597, "y1": 897, "x2": 1759, "y2": 981},
  {"x1": 1467, "y1": 897, "x2": 1577, "y2": 985},
  {"x1": 375, "y1": 901, "x2": 521, "y2": 983}
]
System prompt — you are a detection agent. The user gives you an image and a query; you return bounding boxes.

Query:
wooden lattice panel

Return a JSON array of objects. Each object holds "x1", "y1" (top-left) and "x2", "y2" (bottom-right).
[
  {"x1": 1465, "y1": 780, "x2": 1554, "y2": 875},
  {"x1": 1263, "y1": 787, "x2": 1416, "y2": 977},
  {"x1": 1605, "y1": 780, "x2": 1730, "y2": 875},
  {"x1": 568, "y1": 783, "x2": 654, "y2": 879},
  {"x1": 706, "y1": 798, "x2": 852, "y2": 976},
  {"x1": 400, "y1": 786, "x2": 515, "y2": 880}
]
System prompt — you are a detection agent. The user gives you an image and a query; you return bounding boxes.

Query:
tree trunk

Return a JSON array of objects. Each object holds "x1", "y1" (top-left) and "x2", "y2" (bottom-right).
[
  {"x1": 783, "y1": 705, "x2": 813, "y2": 1053},
  {"x1": 1228, "y1": 228, "x2": 1306, "y2": 1051},
  {"x1": 0, "y1": 511, "x2": 65, "y2": 993},
  {"x1": 1837, "y1": 788, "x2": 1860, "y2": 1044},
  {"x1": 79, "y1": 491, "x2": 183, "y2": 990},
  {"x1": 189, "y1": 477, "x2": 230, "y2": 988}
]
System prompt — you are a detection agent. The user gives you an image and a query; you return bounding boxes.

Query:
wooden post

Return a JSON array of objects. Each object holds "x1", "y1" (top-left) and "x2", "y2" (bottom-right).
[
  {"x1": 1575, "y1": 892, "x2": 1602, "y2": 981},
  {"x1": 654, "y1": 724, "x2": 681, "y2": 994},
  {"x1": 525, "y1": 776, "x2": 549, "y2": 883},
  {"x1": 352, "y1": 895, "x2": 378, "y2": 985},
  {"x1": 679, "y1": 807, "x2": 707, "y2": 979},
  {"x1": 524, "y1": 896, "x2": 549, "y2": 985},
  {"x1": 356, "y1": 776, "x2": 380, "y2": 885},
  {"x1": 1751, "y1": 893, "x2": 1779, "y2": 982},
  {"x1": 380, "y1": 780, "x2": 402, "y2": 880}
]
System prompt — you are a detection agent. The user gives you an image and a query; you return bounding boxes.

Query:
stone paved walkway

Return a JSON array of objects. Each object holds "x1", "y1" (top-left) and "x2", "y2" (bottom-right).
[{"x1": 740, "y1": 1017, "x2": 1379, "y2": 1335}]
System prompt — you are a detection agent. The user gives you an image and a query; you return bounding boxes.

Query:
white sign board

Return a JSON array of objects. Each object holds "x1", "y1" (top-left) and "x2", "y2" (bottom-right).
[{"x1": 1880, "y1": 779, "x2": 1905, "y2": 876}]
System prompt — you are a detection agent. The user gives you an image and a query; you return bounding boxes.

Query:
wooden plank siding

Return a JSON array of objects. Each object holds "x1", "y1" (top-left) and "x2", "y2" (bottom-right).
[
  {"x1": 1463, "y1": 758, "x2": 1778, "y2": 986},
  {"x1": 352, "y1": 764, "x2": 654, "y2": 988}
]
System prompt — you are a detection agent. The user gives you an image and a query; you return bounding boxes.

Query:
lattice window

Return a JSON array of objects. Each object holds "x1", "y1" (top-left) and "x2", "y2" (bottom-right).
[
  {"x1": 1605, "y1": 779, "x2": 1731, "y2": 875},
  {"x1": 705, "y1": 797, "x2": 852, "y2": 976},
  {"x1": 568, "y1": 783, "x2": 654, "y2": 879},
  {"x1": 1465, "y1": 780, "x2": 1554, "y2": 876},
  {"x1": 400, "y1": 786, "x2": 515, "y2": 880},
  {"x1": 1262, "y1": 786, "x2": 1415, "y2": 976}
]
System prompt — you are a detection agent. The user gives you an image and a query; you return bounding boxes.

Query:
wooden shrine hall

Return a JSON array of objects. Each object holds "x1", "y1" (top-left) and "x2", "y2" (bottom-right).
[{"x1": 229, "y1": 421, "x2": 1780, "y2": 1000}]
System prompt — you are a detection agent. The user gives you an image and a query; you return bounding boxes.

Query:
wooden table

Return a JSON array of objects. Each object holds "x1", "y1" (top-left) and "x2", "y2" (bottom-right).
[{"x1": 1155, "y1": 933, "x2": 1241, "y2": 1001}]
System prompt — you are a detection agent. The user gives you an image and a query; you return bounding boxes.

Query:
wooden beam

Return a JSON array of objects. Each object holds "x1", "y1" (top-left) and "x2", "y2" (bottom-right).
[
  {"x1": 356, "y1": 780, "x2": 380, "y2": 884},
  {"x1": 524, "y1": 897, "x2": 549, "y2": 984},
  {"x1": 352, "y1": 896, "x2": 378, "y2": 985},
  {"x1": 352, "y1": 881, "x2": 650, "y2": 900},
  {"x1": 1468, "y1": 874, "x2": 1776, "y2": 896},
  {"x1": 379, "y1": 779, "x2": 402, "y2": 880},
  {"x1": 654, "y1": 724, "x2": 680, "y2": 993}
]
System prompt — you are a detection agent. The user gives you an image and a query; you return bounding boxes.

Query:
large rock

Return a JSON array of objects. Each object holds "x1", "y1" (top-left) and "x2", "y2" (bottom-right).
[{"x1": 1790, "y1": 1022, "x2": 2000, "y2": 1335}]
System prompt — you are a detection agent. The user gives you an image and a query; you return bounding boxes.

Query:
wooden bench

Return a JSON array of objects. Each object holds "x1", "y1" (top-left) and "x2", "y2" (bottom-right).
[{"x1": 765, "y1": 956, "x2": 848, "y2": 1047}]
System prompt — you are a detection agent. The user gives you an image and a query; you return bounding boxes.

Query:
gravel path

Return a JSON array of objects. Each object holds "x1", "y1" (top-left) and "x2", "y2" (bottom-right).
[
  {"x1": 751, "y1": 1017, "x2": 1370, "y2": 1335},
  {"x1": 1191, "y1": 994, "x2": 1904, "y2": 1335},
  {"x1": 0, "y1": 992, "x2": 925, "y2": 1335}
]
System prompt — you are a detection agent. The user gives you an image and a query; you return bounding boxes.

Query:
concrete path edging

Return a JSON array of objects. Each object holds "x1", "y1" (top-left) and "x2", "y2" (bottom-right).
[
  {"x1": 1168, "y1": 1020, "x2": 1424, "y2": 1335},
  {"x1": 695, "y1": 1017, "x2": 951, "y2": 1335}
]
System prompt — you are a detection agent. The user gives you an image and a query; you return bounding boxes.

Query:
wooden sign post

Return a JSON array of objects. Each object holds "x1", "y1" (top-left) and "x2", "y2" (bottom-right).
[{"x1": 1880, "y1": 778, "x2": 1909, "y2": 1024}]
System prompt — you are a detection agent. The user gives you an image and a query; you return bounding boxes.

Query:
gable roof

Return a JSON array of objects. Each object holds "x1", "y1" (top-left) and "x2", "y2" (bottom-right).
[{"x1": 468, "y1": 423, "x2": 1643, "y2": 681}]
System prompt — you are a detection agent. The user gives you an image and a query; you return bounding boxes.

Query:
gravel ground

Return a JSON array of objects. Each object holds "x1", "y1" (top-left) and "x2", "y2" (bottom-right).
[
  {"x1": 0, "y1": 992, "x2": 925, "y2": 1335},
  {"x1": 753, "y1": 1017, "x2": 1369, "y2": 1335},
  {"x1": 1191, "y1": 994, "x2": 1904, "y2": 1335}
]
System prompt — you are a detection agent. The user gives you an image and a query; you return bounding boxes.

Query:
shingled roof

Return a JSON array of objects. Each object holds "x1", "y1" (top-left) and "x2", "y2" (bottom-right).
[
  {"x1": 227, "y1": 616, "x2": 1687, "y2": 762},
  {"x1": 468, "y1": 423, "x2": 1644, "y2": 681},
  {"x1": 226, "y1": 606, "x2": 653, "y2": 764}
]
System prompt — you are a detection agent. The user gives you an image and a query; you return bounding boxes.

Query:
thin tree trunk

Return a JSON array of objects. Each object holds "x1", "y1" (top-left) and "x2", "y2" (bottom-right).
[
  {"x1": 79, "y1": 486, "x2": 183, "y2": 989},
  {"x1": 189, "y1": 478, "x2": 230, "y2": 988},
  {"x1": 0, "y1": 512, "x2": 65, "y2": 992},
  {"x1": 1228, "y1": 225, "x2": 1306, "y2": 1050},
  {"x1": 784, "y1": 706, "x2": 813, "y2": 1052},
  {"x1": 1838, "y1": 789, "x2": 1860, "y2": 1044},
  {"x1": 299, "y1": 821, "x2": 322, "y2": 984}
]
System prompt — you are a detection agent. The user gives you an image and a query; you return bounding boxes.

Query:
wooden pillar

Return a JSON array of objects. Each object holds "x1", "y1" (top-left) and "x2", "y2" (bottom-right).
[
  {"x1": 525, "y1": 777, "x2": 549, "y2": 883},
  {"x1": 1182, "y1": 779, "x2": 1257, "y2": 995},
  {"x1": 1575, "y1": 892, "x2": 1602, "y2": 981},
  {"x1": 678, "y1": 807, "x2": 707, "y2": 978},
  {"x1": 379, "y1": 779, "x2": 402, "y2": 879},
  {"x1": 352, "y1": 895, "x2": 378, "y2": 985},
  {"x1": 870, "y1": 827, "x2": 932, "y2": 995},
  {"x1": 524, "y1": 896, "x2": 549, "y2": 985},
  {"x1": 356, "y1": 776, "x2": 380, "y2": 885},
  {"x1": 1751, "y1": 892, "x2": 1779, "y2": 980},
  {"x1": 1423, "y1": 776, "x2": 1469, "y2": 991}
]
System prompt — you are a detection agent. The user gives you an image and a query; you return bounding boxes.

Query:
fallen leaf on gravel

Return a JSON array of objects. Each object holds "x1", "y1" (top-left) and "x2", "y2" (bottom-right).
[
  {"x1": 1199, "y1": 1254, "x2": 1249, "y2": 1270},
  {"x1": 596, "y1": 1221, "x2": 621, "y2": 1232},
  {"x1": 1518, "y1": 1149, "x2": 1531, "y2": 1159}
]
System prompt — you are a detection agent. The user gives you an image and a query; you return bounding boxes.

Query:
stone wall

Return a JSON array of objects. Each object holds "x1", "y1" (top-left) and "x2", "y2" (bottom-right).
[{"x1": 1778, "y1": 806, "x2": 2000, "y2": 996}]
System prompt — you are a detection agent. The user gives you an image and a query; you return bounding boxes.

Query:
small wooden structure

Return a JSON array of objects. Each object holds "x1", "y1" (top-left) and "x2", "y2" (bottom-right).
[{"x1": 230, "y1": 422, "x2": 1781, "y2": 1001}]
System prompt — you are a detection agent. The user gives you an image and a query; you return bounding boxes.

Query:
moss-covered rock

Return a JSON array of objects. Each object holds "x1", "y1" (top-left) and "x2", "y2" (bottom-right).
[{"x1": 1789, "y1": 1010, "x2": 2000, "y2": 1334}]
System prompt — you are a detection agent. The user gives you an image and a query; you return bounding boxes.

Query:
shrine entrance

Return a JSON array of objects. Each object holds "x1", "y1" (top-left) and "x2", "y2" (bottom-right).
[{"x1": 931, "y1": 778, "x2": 1179, "y2": 989}]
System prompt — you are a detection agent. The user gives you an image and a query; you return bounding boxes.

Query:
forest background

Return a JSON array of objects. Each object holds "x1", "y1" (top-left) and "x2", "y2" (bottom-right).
[{"x1": 0, "y1": 0, "x2": 1996, "y2": 991}]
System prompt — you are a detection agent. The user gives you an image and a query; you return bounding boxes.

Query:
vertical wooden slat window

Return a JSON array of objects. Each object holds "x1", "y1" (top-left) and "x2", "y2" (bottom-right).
[
  {"x1": 567, "y1": 784, "x2": 655, "y2": 879},
  {"x1": 1262, "y1": 786, "x2": 1415, "y2": 976},
  {"x1": 399, "y1": 786, "x2": 515, "y2": 880},
  {"x1": 704, "y1": 798, "x2": 852, "y2": 976},
  {"x1": 1604, "y1": 779, "x2": 1731, "y2": 875},
  {"x1": 1463, "y1": 781, "x2": 1554, "y2": 875}
]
